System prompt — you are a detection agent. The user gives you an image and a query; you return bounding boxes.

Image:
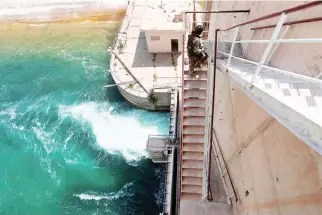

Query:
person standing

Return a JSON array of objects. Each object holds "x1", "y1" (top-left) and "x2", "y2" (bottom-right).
[{"x1": 187, "y1": 24, "x2": 208, "y2": 75}]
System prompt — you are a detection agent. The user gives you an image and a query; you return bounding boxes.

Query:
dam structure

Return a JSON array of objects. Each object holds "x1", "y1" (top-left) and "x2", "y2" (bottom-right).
[
  {"x1": 139, "y1": 0, "x2": 322, "y2": 215},
  {"x1": 109, "y1": 0, "x2": 204, "y2": 111}
]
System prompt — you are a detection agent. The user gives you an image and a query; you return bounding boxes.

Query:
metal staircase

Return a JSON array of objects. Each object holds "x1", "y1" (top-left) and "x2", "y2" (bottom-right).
[
  {"x1": 179, "y1": 34, "x2": 214, "y2": 200},
  {"x1": 177, "y1": 1, "x2": 322, "y2": 215},
  {"x1": 180, "y1": 65, "x2": 207, "y2": 200}
]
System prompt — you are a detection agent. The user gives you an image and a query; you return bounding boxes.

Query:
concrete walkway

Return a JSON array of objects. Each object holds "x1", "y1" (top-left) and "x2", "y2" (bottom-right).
[
  {"x1": 180, "y1": 200, "x2": 232, "y2": 215},
  {"x1": 111, "y1": 0, "x2": 182, "y2": 95}
]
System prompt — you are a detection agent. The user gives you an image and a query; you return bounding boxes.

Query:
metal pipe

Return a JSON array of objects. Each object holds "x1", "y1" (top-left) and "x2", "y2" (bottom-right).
[
  {"x1": 219, "y1": 38, "x2": 322, "y2": 44},
  {"x1": 251, "y1": 16, "x2": 322, "y2": 31},
  {"x1": 250, "y1": 13, "x2": 287, "y2": 87},
  {"x1": 221, "y1": 1, "x2": 322, "y2": 31},
  {"x1": 217, "y1": 51, "x2": 322, "y2": 86},
  {"x1": 207, "y1": 141, "x2": 213, "y2": 201},
  {"x1": 185, "y1": 10, "x2": 250, "y2": 14},
  {"x1": 202, "y1": 9, "x2": 251, "y2": 201},
  {"x1": 178, "y1": 20, "x2": 186, "y2": 211},
  {"x1": 213, "y1": 128, "x2": 239, "y2": 202},
  {"x1": 108, "y1": 49, "x2": 149, "y2": 94},
  {"x1": 103, "y1": 81, "x2": 134, "y2": 88},
  {"x1": 207, "y1": 29, "x2": 219, "y2": 201},
  {"x1": 226, "y1": 27, "x2": 240, "y2": 68},
  {"x1": 265, "y1": 25, "x2": 290, "y2": 64},
  {"x1": 212, "y1": 136, "x2": 231, "y2": 205},
  {"x1": 242, "y1": 30, "x2": 254, "y2": 58}
]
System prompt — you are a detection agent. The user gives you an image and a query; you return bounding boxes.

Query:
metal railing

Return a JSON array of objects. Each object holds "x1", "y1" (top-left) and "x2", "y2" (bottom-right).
[
  {"x1": 179, "y1": 0, "x2": 322, "y2": 204},
  {"x1": 179, "y1": 9, "x2": 250, "y2": 203},
  {"x1": 211, "y1": 128, "x2": 237, "y2": 205},
  {"x1": 210, "y1": 0, "x2": 322, "y2": 203},
  {"x1": 216, "y1": 1, "x2": 322, "y2": 88}
]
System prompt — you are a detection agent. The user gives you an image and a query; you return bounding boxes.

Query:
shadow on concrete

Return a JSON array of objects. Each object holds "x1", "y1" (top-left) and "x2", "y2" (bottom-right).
[
  {"x1": 132, "y1": 31, "x2": 154, "y2": 67},
  {"x1": 132, "y1": 31, "x2": 181, "y2": 68}
]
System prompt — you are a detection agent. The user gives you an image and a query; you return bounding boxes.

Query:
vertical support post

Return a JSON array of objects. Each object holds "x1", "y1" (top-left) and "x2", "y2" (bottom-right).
[
  {"x1": 212, "y1": 138, "x2": 231, "y2": 205},
  {"x1": 316, "y1": 71, "x2": 322, "y2": 79},
  {"x1": 242, "y1": 29, "x2": 254, "y2": 58},
  {"x1": 265, "y1": 25, "x2": 290, "y2": 65},
  {"x1": 226, "y1": 27, "x2": 240, "y2": 68},
  {"x1": 249, "y1": 13, "x2": 287, "y2": 87},
  {"x1": 202, "y1": 41, "x2": 214, "y2": 201}
]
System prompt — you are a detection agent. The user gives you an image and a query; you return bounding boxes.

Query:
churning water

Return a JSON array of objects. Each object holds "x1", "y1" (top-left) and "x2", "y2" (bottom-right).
[{"x1": 0, "y1": 3, "x2": 168, "y2": 214}]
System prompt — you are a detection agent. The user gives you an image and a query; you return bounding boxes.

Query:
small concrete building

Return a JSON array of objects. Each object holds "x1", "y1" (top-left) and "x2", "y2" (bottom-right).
[{"x1": 140, "y1": 11, "x2": 184, "y2": 53}]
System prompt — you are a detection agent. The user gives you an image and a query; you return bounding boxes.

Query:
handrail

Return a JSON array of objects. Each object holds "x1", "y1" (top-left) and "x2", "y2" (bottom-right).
[
  {"x1": 212, "y1": 128, "x2": 238, "y2": 202},
  {"x1": 251, "y1": 16, "x2": 322, "y2": 31},
  {"x1": 221, "y1": 1, "x2": 322, "y2": 31},
  {"x1": 111, "y1": 14, "x2": 126, "y2": 52},
  {"x1": 178, "y1": 28, "x2": 185, "y2": 211},
  {"x1": 178, "y1": 9, "x2": 251, "y2": 203},
  {"x1": 210, "y1": 0, "x2": 322, "y2": 205},
  {"x1": 185, "y1": 10, "x2": 250, "y2": 14},
  {"x1": 108, "y1": 49, "x2": 149, "y2": 94},
  {"x1": 173, "y1": 89, "x2": 180, "y2": 141}
]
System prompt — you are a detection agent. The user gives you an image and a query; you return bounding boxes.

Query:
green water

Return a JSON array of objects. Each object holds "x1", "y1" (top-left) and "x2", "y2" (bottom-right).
[{"x1": 0, "y1": 22, "x2": 168, "y2": 215}]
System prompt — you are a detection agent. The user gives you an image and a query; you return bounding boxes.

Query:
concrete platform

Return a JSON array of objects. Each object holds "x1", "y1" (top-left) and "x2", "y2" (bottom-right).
[
  {"x1": 217, "y1": 57, "x2": 322, "y2": 154},
  {"x1": 180, "y1": 200, "x2": 232, "y2": 215},
  {"x1": 109, "y1": 0, "x2": 184, "y2": 111}
]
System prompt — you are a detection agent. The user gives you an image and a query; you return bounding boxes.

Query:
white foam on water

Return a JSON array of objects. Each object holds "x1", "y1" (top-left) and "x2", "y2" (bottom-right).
[
  {"x1": 74, "y1": 181, "x2": 134, "y2": 201},
  {"x1": 74, "y1": 193, "x2": 109, "y2": 201},
  {"x1": 59, "y1": 102, "x2": 159, "y2": 162},
  {"x1": 0, "y1": 108, "x2": 16, "y2": 121},
  {"x1": 32, "y1": 126, "x2": 55, "y2": 154}
]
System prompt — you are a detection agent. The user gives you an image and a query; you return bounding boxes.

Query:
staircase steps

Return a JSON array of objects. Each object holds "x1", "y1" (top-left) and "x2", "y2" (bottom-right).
[
  {"x1": 181, "y1": 193, "x2": 202, "y2": 201},
  {"x1": 180, "y1": 42, "x2": 210, "y2": 202},
  {"x1": 183, "y1": 107, "x2": 206, "y2": 116},
  {"x1": 183, "y1": 116, "x2": 205, "y2": 126},
  {"x1": 182, "y1": 176, "x2": 203, "y2": 185},
  {"x1": 182, "y1": 160, "x2": 203, "y2": 169},
  {"x1": 182, "y1": 134, "x2": 204, "y2": 143},
  {"x1": 182, "y1": 125, "x2": 205, "y2": 134},
  {"x1": 184, "y1": 71, "x2": 208, "y2": 80},
  {"x1": 184, "y1": 89, "x2": 206, "y2": 99},
  {"x1": 184, "y1": 98, "x2": 206, "y2": 108},
  {"x1": 182, "y1": 151, "x2": 204, "y2": 160},
  {"x1": 182, "y1": 168, "x2": 203, "y2": 177},
  {"x1": 184, "y1": 80, "x2": 207, "y2": 89},
  {"x1": 184, "y1": 64, "x2": 208, "y2": 72},
  {"x1": 182, "y1": 185, "x2": 203, "y2": 194},
  {"x1": 182, "y1": 143, "x2": 204, "y2": 152}
]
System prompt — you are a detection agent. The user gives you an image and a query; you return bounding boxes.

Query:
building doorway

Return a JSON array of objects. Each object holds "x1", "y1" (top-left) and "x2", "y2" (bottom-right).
[{"x1": 171, "y1": 39, "x2": 179, "y2": 53}]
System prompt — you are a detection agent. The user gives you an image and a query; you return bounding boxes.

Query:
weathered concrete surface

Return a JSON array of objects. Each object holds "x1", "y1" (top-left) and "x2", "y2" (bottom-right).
[
  {"x1": 212, "y1": 70, "x2": 322, "y2": 215},
  {"x1": 180, "y1": 200, "x2": 232, "y2": 215},
  {"x1": 208, "y1": 1, "x2": 322, "y2": 79},
  {"x1": 204, "y1": 2, "x2": 322, "y2": 214},
  {"x1": 110, "y1": 0, "x2": 183, "y2": 111},
  {"x1": 210, "y1": 149, "x2": 228, "y2": 204}
]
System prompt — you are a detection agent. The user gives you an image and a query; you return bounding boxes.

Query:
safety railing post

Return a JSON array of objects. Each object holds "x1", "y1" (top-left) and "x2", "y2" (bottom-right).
[
  {"x1": 265, "y1": 25, "x2": 290, "y2": 65},
  {"x1": 226, "y1": 27, "x2": 240, "y2": 68},
  {"x1": 242, "y1": 29, "x2": 254, "y2": 58},
  {"x1": 249, "y1": 13, "x2": 287, "y2": 87}
]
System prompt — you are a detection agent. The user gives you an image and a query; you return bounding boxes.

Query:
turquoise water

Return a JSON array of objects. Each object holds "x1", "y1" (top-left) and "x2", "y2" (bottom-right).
[{"x1": 0, "y1": 22, "x2": 168, "y2": 215}]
